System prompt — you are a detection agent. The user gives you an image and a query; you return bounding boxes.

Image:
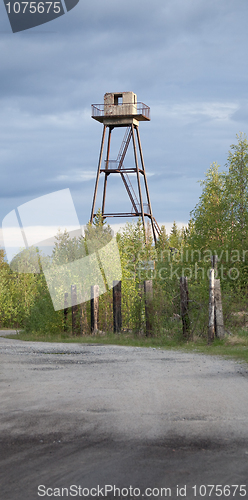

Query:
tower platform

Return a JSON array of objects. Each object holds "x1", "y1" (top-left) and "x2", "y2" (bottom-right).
[{"x1": 92, "y1": 92, "x2": 150, "y2": 126}]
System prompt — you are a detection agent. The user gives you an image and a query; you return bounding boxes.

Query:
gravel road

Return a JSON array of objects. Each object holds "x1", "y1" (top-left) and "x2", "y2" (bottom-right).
[{"x1": 1, "y1": 334, "x2": 248, "y2": 499}]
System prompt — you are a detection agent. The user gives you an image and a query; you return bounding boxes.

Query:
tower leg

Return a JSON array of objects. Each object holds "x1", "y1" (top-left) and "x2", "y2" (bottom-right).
[
  {"x1": 101, "y1": 126, "x2": 112, "y2": 216},
  {"x1": 131, "y1": 124, "x2": 146, "y2": 242},
  {"x1": 136, "y1": 126, "x2": 157, "y2": 243},
  {"x1": 90, "y1": 125, "x2": 106, "y2": 223}
]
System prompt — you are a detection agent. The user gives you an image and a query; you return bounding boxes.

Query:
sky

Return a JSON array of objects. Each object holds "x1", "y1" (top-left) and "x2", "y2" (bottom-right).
[{"x1": 0, "y1": 0, "x2": 248, "y2": 254}]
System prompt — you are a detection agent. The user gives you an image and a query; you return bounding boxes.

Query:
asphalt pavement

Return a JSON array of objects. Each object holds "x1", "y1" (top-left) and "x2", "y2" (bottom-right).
[{"x1": 1, "y1": 335, "x2": 248, "y2": 499}]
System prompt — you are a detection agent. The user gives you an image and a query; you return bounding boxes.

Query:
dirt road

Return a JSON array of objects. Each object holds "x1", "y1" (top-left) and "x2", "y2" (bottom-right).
[{"x1": 1, "y1": 336, "x2": 248, "y2": 499}]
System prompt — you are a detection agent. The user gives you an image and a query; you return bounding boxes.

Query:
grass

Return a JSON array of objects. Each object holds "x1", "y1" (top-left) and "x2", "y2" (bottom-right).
[{"x1": 4, "y1": 327, "x2": 248, "y2": 365}]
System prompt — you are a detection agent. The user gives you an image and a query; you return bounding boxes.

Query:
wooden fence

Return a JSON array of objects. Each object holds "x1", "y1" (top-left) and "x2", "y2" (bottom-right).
[
  {"x1": 64, "y1": 280, "x2": 154, "y2": 336},
  {"x1": 64, "y1": 272, "x2": 224, "y2": 340}
]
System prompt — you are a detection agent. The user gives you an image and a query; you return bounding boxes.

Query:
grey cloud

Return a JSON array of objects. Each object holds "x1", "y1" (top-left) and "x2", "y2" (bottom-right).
[
  {"x1": 0, "y1": 0, "x2": 248, "y2": 228},
  {"x1": 231, "y1": 103, "x2": 248, "y2": 123}
]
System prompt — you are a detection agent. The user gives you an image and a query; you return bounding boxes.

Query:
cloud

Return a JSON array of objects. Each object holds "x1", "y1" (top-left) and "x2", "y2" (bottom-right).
[
  {"x1": 53, "y1": 170, "x2": 96, "y2": 182},
  {"x1": 231, "y1": 102, "x2": 248, "y2": 123},
  {"x1": 1, "y1": 0, "x2": 248, "y2": 229}
]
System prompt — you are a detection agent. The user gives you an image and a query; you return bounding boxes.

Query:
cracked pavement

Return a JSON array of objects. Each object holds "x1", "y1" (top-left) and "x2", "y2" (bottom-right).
[{"x1": 1, "y1": 334, "x2": 248, "y2": 499}]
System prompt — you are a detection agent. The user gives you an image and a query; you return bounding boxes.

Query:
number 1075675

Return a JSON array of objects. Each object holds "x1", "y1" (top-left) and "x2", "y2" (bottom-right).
[
  {"x1": 192, "y1": 485, "x2": 247, "y2": 497},
  {"x1": 5, "y1": 2, "x2": 61, "y2": 14}
]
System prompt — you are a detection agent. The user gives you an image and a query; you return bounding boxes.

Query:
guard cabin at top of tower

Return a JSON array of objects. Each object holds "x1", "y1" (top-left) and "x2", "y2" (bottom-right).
[{"x1": 91, "y1": 92, "x2": 150, "y2": 127}]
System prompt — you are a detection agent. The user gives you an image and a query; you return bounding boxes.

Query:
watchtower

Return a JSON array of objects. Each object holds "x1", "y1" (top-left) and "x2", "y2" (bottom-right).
[{"x1": 90, "y1": 92, "x2": 160, "y2": 243}]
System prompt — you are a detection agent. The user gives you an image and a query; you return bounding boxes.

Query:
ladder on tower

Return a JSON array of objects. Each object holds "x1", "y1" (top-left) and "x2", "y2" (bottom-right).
[
  {"x1": 116, "y1": 127, "x2": 140, "y2": 215},
  {"x1": 117, "y1": 127, "x2": 132, "y2": 169},
  {"x1": 116, "y1": 127, "x2": 162, "y2": 239}
]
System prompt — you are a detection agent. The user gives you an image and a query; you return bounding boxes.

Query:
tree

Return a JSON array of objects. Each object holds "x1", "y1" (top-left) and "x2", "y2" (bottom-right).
[
  {"x1": 156, "y1": 225, "x2": 169, "y2": 254},
  {"x1": 225, "y1": 132, "x2": 248, "y2": 246},
  {"x1": 168, "y1": 221, "x2": 184, "y2": 250},
  {"x1": 0, "y1": 249, "x2": 5, "y2": 265},
  {"x1": 52, "y1": 229, "x2": 82, "y2": 265},
  {"x1": 0, "y1": 256, "x2": 43, "y2": 328},
  {"x1": 189, "y1": 162, "x2": 228, "y2": 251},
  {"x1": 84, "y1": 208, "x2": 112, "y2": 254}
]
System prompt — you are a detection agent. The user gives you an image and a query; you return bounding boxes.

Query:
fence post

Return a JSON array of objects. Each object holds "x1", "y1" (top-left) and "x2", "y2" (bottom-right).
[
  {"x1": 208, "y1": 269, "x2": 215, "y2": 343},
  {"x1": 64, "y1": 292, "x2": 69, "y2": 331},
  {"x1": 80, "y1": 302, "x2": 88, "y2": 336},
  {"x1": 113, "y1": 280, "x2": 122, "y2": 333},
  {"x1": 71, "y1": 285, "x2": 78, "y2": 335},
  {"x1": 180, "y1": 277, "x2": 190, "y2": 339},
  {"x1": 212, "y1": 254, "x2": 218, "y2": 271},
  {"x1": 91, "y1": 285, "x2": 99, "y2": 335},
  {"x1": 214, "y1": 279, "x2": 225, "y2": 339},
  {"x1": 144, "y1": 280, "x2": 153, "y2": 336}
]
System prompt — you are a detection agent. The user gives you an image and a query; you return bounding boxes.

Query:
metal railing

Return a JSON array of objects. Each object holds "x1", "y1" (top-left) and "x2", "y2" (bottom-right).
[{"x1": 92, "y1": 102, "x2": 150, "y2": 120}]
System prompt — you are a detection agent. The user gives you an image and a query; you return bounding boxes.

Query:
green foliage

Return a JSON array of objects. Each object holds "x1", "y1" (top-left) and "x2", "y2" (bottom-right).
[
  {"x1": 52, "y1": 230, "x2": 83, "y2": 265},
  {"x1": 116, "y1": 219, "x2": 156, "y2": 332},
  {"x1": 187, "y1": 134, "x2": 248, "y2": 292},
  {"x1": 24, "y1": 275, "x2": 64, "y2": 334},
  {"x1": 168, "y1": 221, "x2": 184, "y2": 249},
  {"x1": 2, "y1": 135, "x2": 248, "y2": 346},
  {"x1": 0, "y1": 254, "x2": 44, "y2": 328},
  {"x1": 225, "y1": 132, "x2": 248, "y2": 243},
  {"x1": 190, "y1": 162, "x2": 228, "y2": 251},
  {"x1": 10, "y1": 246, "x2": 43, "y2": 273}
]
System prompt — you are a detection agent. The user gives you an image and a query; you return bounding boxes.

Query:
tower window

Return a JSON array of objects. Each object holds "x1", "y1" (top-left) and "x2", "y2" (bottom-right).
[{"x1": 114, "y1": 94, "x2": 123, "y2": 105}]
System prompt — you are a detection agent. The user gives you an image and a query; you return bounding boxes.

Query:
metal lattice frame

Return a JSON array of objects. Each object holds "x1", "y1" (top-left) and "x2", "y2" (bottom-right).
[{"x1": 90, "y1": 123, "x2": 160, "y2": 243}]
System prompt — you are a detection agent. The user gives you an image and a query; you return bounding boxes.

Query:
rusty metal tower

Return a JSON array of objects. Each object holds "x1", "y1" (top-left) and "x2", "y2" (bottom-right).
[{"x1": 90, "y1": 92, "x2": 160, "y2": 243}]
